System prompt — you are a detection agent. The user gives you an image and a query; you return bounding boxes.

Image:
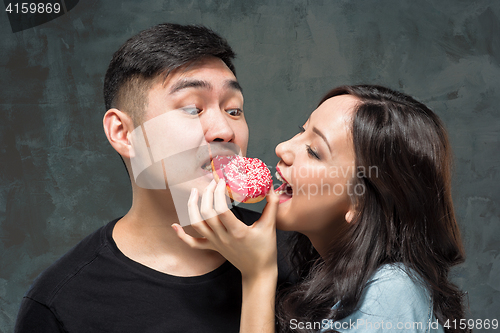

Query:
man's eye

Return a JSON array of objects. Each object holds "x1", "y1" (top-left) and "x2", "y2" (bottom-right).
[
  {"x1": 181, "y1": 106, "x2": 202, "y2": 115},
  {"x1": 226, "y1": 108, "x2": 243, "y2": 116}
]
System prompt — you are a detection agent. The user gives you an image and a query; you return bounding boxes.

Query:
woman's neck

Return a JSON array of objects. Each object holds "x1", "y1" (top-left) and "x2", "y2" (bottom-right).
[{"x1": 304, "y1": 220, "x2": 350, "y2": 259}]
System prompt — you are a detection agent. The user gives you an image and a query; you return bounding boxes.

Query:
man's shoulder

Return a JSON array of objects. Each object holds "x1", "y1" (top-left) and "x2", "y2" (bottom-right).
[{"x1": 24, "y1": 219, "x2": 117, "y2": 306}]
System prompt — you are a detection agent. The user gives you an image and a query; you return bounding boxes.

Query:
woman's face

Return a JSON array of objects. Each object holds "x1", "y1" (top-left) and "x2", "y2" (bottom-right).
[{"x1": 275, "y1": 94, "x2": 358, "y2": 237}]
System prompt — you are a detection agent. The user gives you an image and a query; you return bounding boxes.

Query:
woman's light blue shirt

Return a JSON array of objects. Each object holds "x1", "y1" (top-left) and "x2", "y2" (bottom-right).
[{"x1": 320, "y1": 264, "x2": 444, "y2": 332}]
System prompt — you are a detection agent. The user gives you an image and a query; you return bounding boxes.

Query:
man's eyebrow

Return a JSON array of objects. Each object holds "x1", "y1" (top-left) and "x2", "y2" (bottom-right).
[
  {"x1": 168, "y1": 79, "x2": 242, "y2": 94},
  {"x1": 225, "y1": 80, "x2": 243, "y2": 93},
  {"x1": 312, "y1": 126, "x2": 331, "y2": 153},
  {"x1": 169, "y1": 79, "x2": 212, "y2": 94}
]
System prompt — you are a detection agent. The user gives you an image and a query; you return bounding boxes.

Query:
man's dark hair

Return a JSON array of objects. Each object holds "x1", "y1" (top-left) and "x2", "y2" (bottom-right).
[{"x1": 103, "y1": 23, "x2": 236, "y2": 125}]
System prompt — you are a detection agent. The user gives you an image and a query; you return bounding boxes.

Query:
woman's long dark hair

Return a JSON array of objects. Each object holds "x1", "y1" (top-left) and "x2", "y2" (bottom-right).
[{"x1": 276, "y1": 85, "x2": 468, "y2": 333}]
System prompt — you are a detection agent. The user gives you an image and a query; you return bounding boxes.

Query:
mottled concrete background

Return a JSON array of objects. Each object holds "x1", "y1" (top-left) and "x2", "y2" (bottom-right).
[{"x1": 1, "y1": 0, "x2": 499, "y2": 331}]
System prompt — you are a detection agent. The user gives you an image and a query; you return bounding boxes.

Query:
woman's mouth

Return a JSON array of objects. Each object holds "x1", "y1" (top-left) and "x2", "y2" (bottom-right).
[{"x1": 275, "y1": 167, "x2": 293, "y2": 204}]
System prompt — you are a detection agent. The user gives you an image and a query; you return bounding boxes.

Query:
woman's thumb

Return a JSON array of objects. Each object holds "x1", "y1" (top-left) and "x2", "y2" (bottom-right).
[{"x1": 259, "y1": 184, "x2": 279, "y2": 227}]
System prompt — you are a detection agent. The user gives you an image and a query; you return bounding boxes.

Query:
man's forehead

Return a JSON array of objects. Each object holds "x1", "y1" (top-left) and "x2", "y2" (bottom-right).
[
  {"x1": 163, "y1": 57, "x2": 237, "y2": 85},
  {"x1": 179, "y1": 56, "x2": 234, "y2": 75}
]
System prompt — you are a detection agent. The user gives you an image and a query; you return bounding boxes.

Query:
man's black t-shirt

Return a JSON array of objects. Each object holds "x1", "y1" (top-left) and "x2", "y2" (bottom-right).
[{"x1": 15, "y1": 207, "x2": 288, "y2": 333}]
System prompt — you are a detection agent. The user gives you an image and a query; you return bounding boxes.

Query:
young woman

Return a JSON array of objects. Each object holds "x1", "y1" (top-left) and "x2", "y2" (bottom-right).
[{"x1": 173, "y1": 85, "x2": 468, "y2": 333}]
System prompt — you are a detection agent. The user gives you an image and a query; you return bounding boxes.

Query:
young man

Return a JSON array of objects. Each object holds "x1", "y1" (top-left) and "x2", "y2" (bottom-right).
[{"x1": 15, "y1": 23, "x2": 284, "y2": 332}]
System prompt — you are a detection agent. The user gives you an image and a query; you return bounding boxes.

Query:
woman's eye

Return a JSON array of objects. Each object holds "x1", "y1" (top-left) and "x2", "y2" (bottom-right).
[
  {"x1": 181, "y1": 106, "x2": 202, "y2": 115},
  {"x1": 298, "y1": 125, "x2": 306, "y2": 133},
  {"x1": 226, "y1": 108, "x2": 243, "y2": 116},
  {"x1": 306, "y1": 144, "x2": 320, "y2": 160}
]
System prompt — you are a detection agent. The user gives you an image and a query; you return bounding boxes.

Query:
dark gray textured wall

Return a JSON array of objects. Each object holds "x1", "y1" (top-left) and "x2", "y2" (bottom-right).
[{"x1": 1, "y1": 0, "x2": 499, "y2": 331}]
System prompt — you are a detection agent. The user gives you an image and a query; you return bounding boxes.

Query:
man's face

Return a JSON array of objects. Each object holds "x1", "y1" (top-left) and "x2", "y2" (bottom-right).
[{"x1": 129, "y1": 56, "x2": 249, "y2": 198}]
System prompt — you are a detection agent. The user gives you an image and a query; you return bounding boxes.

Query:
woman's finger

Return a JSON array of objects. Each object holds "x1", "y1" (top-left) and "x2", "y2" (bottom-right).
[
  {"x1": 187, "y1": 188, "x2": 204, "y2": 224},
  {"x1": 212, "y1": 179, "x2": 234, "y2": 229},
  {"x1": 255, "y1": 184, "x2": 279, "y2": 230},
  {"x1": 202, "y1": 179, "x2": 229, "y2": 236},
  {"x1": 200, "y1": 180, "x2": 218, "y2": 221},
  {"x1": 171, "y1": 223, "x2": 212, "y2": 250},
  {"x1": 213, "y1": 179, "x2": 230, "y2": 216},
  {"x1": 187, "y1": 188, "x2": 214, "y2": 237},
  {"x1": 213, "y1": 179, "x2": 251, "y2": 237}
]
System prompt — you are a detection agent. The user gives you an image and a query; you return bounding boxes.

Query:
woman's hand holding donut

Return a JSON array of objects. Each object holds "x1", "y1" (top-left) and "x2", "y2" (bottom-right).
[
  {"x1": 172, "y1": 179, "x2": 279, "y2": 281},
  {"x1": 173, "y1": 178, "x2": 279, "y2": 333}
]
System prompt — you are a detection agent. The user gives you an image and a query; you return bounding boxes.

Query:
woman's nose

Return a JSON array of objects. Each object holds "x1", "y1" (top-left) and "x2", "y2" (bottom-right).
[{"x1": 275, "y1": 139, "x2": 294, "y2": 166}]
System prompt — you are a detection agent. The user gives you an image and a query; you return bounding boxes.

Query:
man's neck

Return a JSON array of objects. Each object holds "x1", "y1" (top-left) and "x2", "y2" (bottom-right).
[{"x1": 112, "y1": 187, "x2": 226, "y2": 277}]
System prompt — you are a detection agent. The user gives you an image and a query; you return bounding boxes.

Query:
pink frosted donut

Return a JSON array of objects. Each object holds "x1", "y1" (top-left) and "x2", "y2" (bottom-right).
[{"x1": 211, "y1": 155, "x2": 272, "y2": 203}]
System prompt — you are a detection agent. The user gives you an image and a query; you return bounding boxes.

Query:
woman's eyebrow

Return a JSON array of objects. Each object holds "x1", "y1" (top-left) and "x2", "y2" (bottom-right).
[{"x1": 312, "y1": 126, "x2": 331, "y2": 153}]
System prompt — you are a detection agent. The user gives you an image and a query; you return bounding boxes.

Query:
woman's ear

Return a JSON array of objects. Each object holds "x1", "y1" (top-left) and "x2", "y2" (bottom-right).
[
  {"x1": 345, "y1": 209, "x2": 356, "y2": 223},
  {"x1": 103, "y1": 109, "x2": 134, "y2": 159}
]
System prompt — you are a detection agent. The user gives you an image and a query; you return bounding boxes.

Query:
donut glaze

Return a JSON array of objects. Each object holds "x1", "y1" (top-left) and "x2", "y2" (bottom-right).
[{"x1": 211, "y1": 155, "x2": 272, "y2": 203}]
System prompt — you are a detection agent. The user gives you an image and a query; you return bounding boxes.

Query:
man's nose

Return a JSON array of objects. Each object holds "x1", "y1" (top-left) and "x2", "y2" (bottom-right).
[{"x1": 202, "y1": 108, "x2": 236, "y2": 143}]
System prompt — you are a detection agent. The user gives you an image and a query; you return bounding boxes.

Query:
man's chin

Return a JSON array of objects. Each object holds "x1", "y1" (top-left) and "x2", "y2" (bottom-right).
[{"x1": 168, "y1": 177, "x2": 212, "y2": 197}]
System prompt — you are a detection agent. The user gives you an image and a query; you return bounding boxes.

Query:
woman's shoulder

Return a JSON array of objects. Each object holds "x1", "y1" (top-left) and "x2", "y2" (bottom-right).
[
  {"x1": 366, "y1": 263, "x2": 430, "y2": 305},
  {"x1": 369, "y1": 263, "x2": 423, "y2": 288},
  {"x1": 330, "y1": 263, "x2": 443, "y2": 332}
]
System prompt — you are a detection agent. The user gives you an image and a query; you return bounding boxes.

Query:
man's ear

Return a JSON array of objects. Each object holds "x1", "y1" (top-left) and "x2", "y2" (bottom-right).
[{"x1": 103, "y1": 109, "x2": 134, "y2": 159}]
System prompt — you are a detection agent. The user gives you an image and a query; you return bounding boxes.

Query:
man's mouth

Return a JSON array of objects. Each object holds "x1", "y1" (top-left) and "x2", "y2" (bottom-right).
[
  {"x1": 200, "y1": 152, "x2": 238, "y2": 174},
  {"x1": 275, "y1": 166, "x2": 293, "y2": 204},
  {"x1": 200, "y1": 143, "x2": 241, "y2": 174},
  {"x1": 201, "y1": 161, "x2": 213, "y2": 173}
]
